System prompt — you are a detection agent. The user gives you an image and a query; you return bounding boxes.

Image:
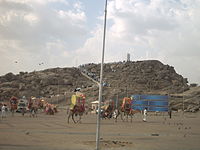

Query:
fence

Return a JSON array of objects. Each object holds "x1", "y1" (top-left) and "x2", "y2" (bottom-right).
[{"x1": 131, "y1": 95, "x2": 169, "y2": 112}]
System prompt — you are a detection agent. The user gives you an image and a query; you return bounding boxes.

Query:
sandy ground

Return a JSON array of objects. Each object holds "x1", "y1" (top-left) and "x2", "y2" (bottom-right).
[{"x1": 0, "y1": 109, "x2": 200, "y2": 150}]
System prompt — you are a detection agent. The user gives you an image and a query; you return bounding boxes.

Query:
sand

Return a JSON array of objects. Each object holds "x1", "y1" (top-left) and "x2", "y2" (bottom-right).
[{"x1": 0, "y1": 109, "x2": 200, "y2": 150}]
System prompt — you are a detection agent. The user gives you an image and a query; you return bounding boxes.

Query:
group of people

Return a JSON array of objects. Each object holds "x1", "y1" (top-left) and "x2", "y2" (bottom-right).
[
  {"x1": 0, "y1": 96, "x2": 60, "y2": 119},
  {"x1": 44, "y1": 103, "x2": 58, "y2": 115}
]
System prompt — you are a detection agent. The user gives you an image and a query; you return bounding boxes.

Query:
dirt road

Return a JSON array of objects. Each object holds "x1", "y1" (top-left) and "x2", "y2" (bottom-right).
[{"x1": 0, "y1": 109, "x2": 200, "y2": 150}]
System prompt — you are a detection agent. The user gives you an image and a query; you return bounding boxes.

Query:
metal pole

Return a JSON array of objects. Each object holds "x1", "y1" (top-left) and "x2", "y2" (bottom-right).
[
  {"x1": 96, "y1": 0, "x2": 107, "y2": 149},
  {"x1": 57, "y1": 71, "x2": 59, "y2": 104},
  {"x1": 126, "y1": 85, "x2": 128, "y2": 97},
  {"x1": 57, "y1": 79, "x2": 60, "y2": 105},
  {"x1": 182, "y1": 86, "x2": 184, "y2": 116},
  {"x1": 116, "y1": 84, "x2": 119, "y2": 109}
]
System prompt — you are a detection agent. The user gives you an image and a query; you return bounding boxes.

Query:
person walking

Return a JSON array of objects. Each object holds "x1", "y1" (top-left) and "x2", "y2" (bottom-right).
[
  {"x1": 143, "y1": 107, "x2": 147, "y2": 122},
  {"x1": 1, "y1": 104, "x2": 7, "y2": 118},
  {"x1": 168, "y1": 108, "x2": 172, "y2": 119}
]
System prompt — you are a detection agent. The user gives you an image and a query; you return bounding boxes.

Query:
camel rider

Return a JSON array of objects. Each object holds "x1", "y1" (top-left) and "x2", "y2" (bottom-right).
[{"x1": 70, "y1": 88, "x2": 83, "y2": 110}]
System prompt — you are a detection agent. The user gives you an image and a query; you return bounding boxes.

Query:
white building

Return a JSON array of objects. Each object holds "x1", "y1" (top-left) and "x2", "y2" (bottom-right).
[
  {"x1": 127, "y1": 53, "x2": 130, "y2": 62},
  {"x1": 91, "y1": 100, "x2": 99, "y2": 113}
]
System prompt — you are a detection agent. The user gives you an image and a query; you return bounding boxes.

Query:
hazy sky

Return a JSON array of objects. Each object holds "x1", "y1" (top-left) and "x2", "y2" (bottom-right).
[{"x1": 0, "y1": 0, "x2": 200, "y2": 84}]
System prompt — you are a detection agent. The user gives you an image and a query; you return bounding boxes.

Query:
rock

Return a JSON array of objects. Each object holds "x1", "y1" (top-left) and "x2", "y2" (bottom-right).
[
  {"x1": 19, "y1": 83, "x2": 25, "y2": 90},
  {"x1": 185, "y1": 105, "x2": 199, "y2": 112},
  {"x1": 25, "y1": 131, "x2": 30, "y2": 135},
  {"x1": 4, "y1": 72, "x2": 17, "y2": 81},
  {"x1": 151, "y1": 133, "x2": 159, "y2": 136}
]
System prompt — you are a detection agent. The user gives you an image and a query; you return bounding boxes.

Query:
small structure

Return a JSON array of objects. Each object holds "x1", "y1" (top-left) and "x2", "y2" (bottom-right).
[
  {"x1": 127, "y1": 53, "x2": 130, "y2": 62},
  {"x1": 91, "y1": 100, "x2": 99, "y2": 113}
]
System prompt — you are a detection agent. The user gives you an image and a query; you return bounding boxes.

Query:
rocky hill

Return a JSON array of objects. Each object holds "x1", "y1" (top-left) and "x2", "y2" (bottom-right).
[
  {"x1": 0, "y1": 60, "x2": 199, "y2": 112},
  {"x1": 79, "y1": 60, "x2": 189, "y2": 99},
  {"x1": 170, "y1": 86, "x2": 200, "y2": 112},
  {"x1": 0, "y1": 67, "x2": 94, "y2": 102}
]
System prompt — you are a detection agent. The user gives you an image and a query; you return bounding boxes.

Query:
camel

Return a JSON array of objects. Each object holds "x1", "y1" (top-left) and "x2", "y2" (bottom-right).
[
  {"x1": 9, "y1": 96, "x2": 18, "y2": 116},
  {"x1": 101, "y1": 103, "x2": 114, "y2": 119},
  {"x1": 121, "y1": 103, "x2": 133, "y2": 122},
  {"x1": 113, "y1": 106, "x2": 140, "y2": 122},
  {"x1": 28, "y1": 99, "x2": 38, "y2": 117},
  {"x1": 113, "y1": 97, "x2": 140, "y2": 122},
  {"x1": 67, "y1": 89, "x2": 86, "y2": 124},
  {"x1": 67, "y1": 104, "x2": 85, "y2": 123}
]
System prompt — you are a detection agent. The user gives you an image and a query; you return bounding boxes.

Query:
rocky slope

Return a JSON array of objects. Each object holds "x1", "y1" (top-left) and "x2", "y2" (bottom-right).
[
  {"x1": 0, "y1": 60, "x2": 199, "y2": 112},
  {"x1": 170, "y1": 86, "x2": 200, "y2": 112},
  {"x1": 0, "y1": 67, "x2": 94, "y2": 102},
  {"x1": 79, "y1": 60, "x2": 189, "y2": 99}
]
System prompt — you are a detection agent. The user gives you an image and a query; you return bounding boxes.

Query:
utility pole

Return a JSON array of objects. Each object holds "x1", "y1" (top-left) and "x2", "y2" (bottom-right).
[
  {"x1": 182, "y1": 85, "x2": 184, "y2": 114},
  {"x1": 57, "y1": 78, "x2": 59, "y2": 104},
  {"x1": 116, "y1": 89, "x2": 119, "y2": 109},
  {"x1": 96, "y1": 0, "x2": 108, "y2": 149},
  {"x1": 126, "y1": 85, "x2": 128, "y2": 97}
]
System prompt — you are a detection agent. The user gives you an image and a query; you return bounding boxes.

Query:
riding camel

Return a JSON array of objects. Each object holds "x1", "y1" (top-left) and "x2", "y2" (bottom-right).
[
  {"x1": 28, "y1": 98, "x2": 38, "y2": 117},
  {"x1": 100, "y1": 100, "x2": 115, "y2": 119},
  {"x1": 9, "y1": 96, "x2": 18, "y2": 116},
  {"x1": 67, "y1": 89, "x2": 86, "y2": 124},
  {"x1": 114, "y1": 97, "x2": 140, "y2": 122}
]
